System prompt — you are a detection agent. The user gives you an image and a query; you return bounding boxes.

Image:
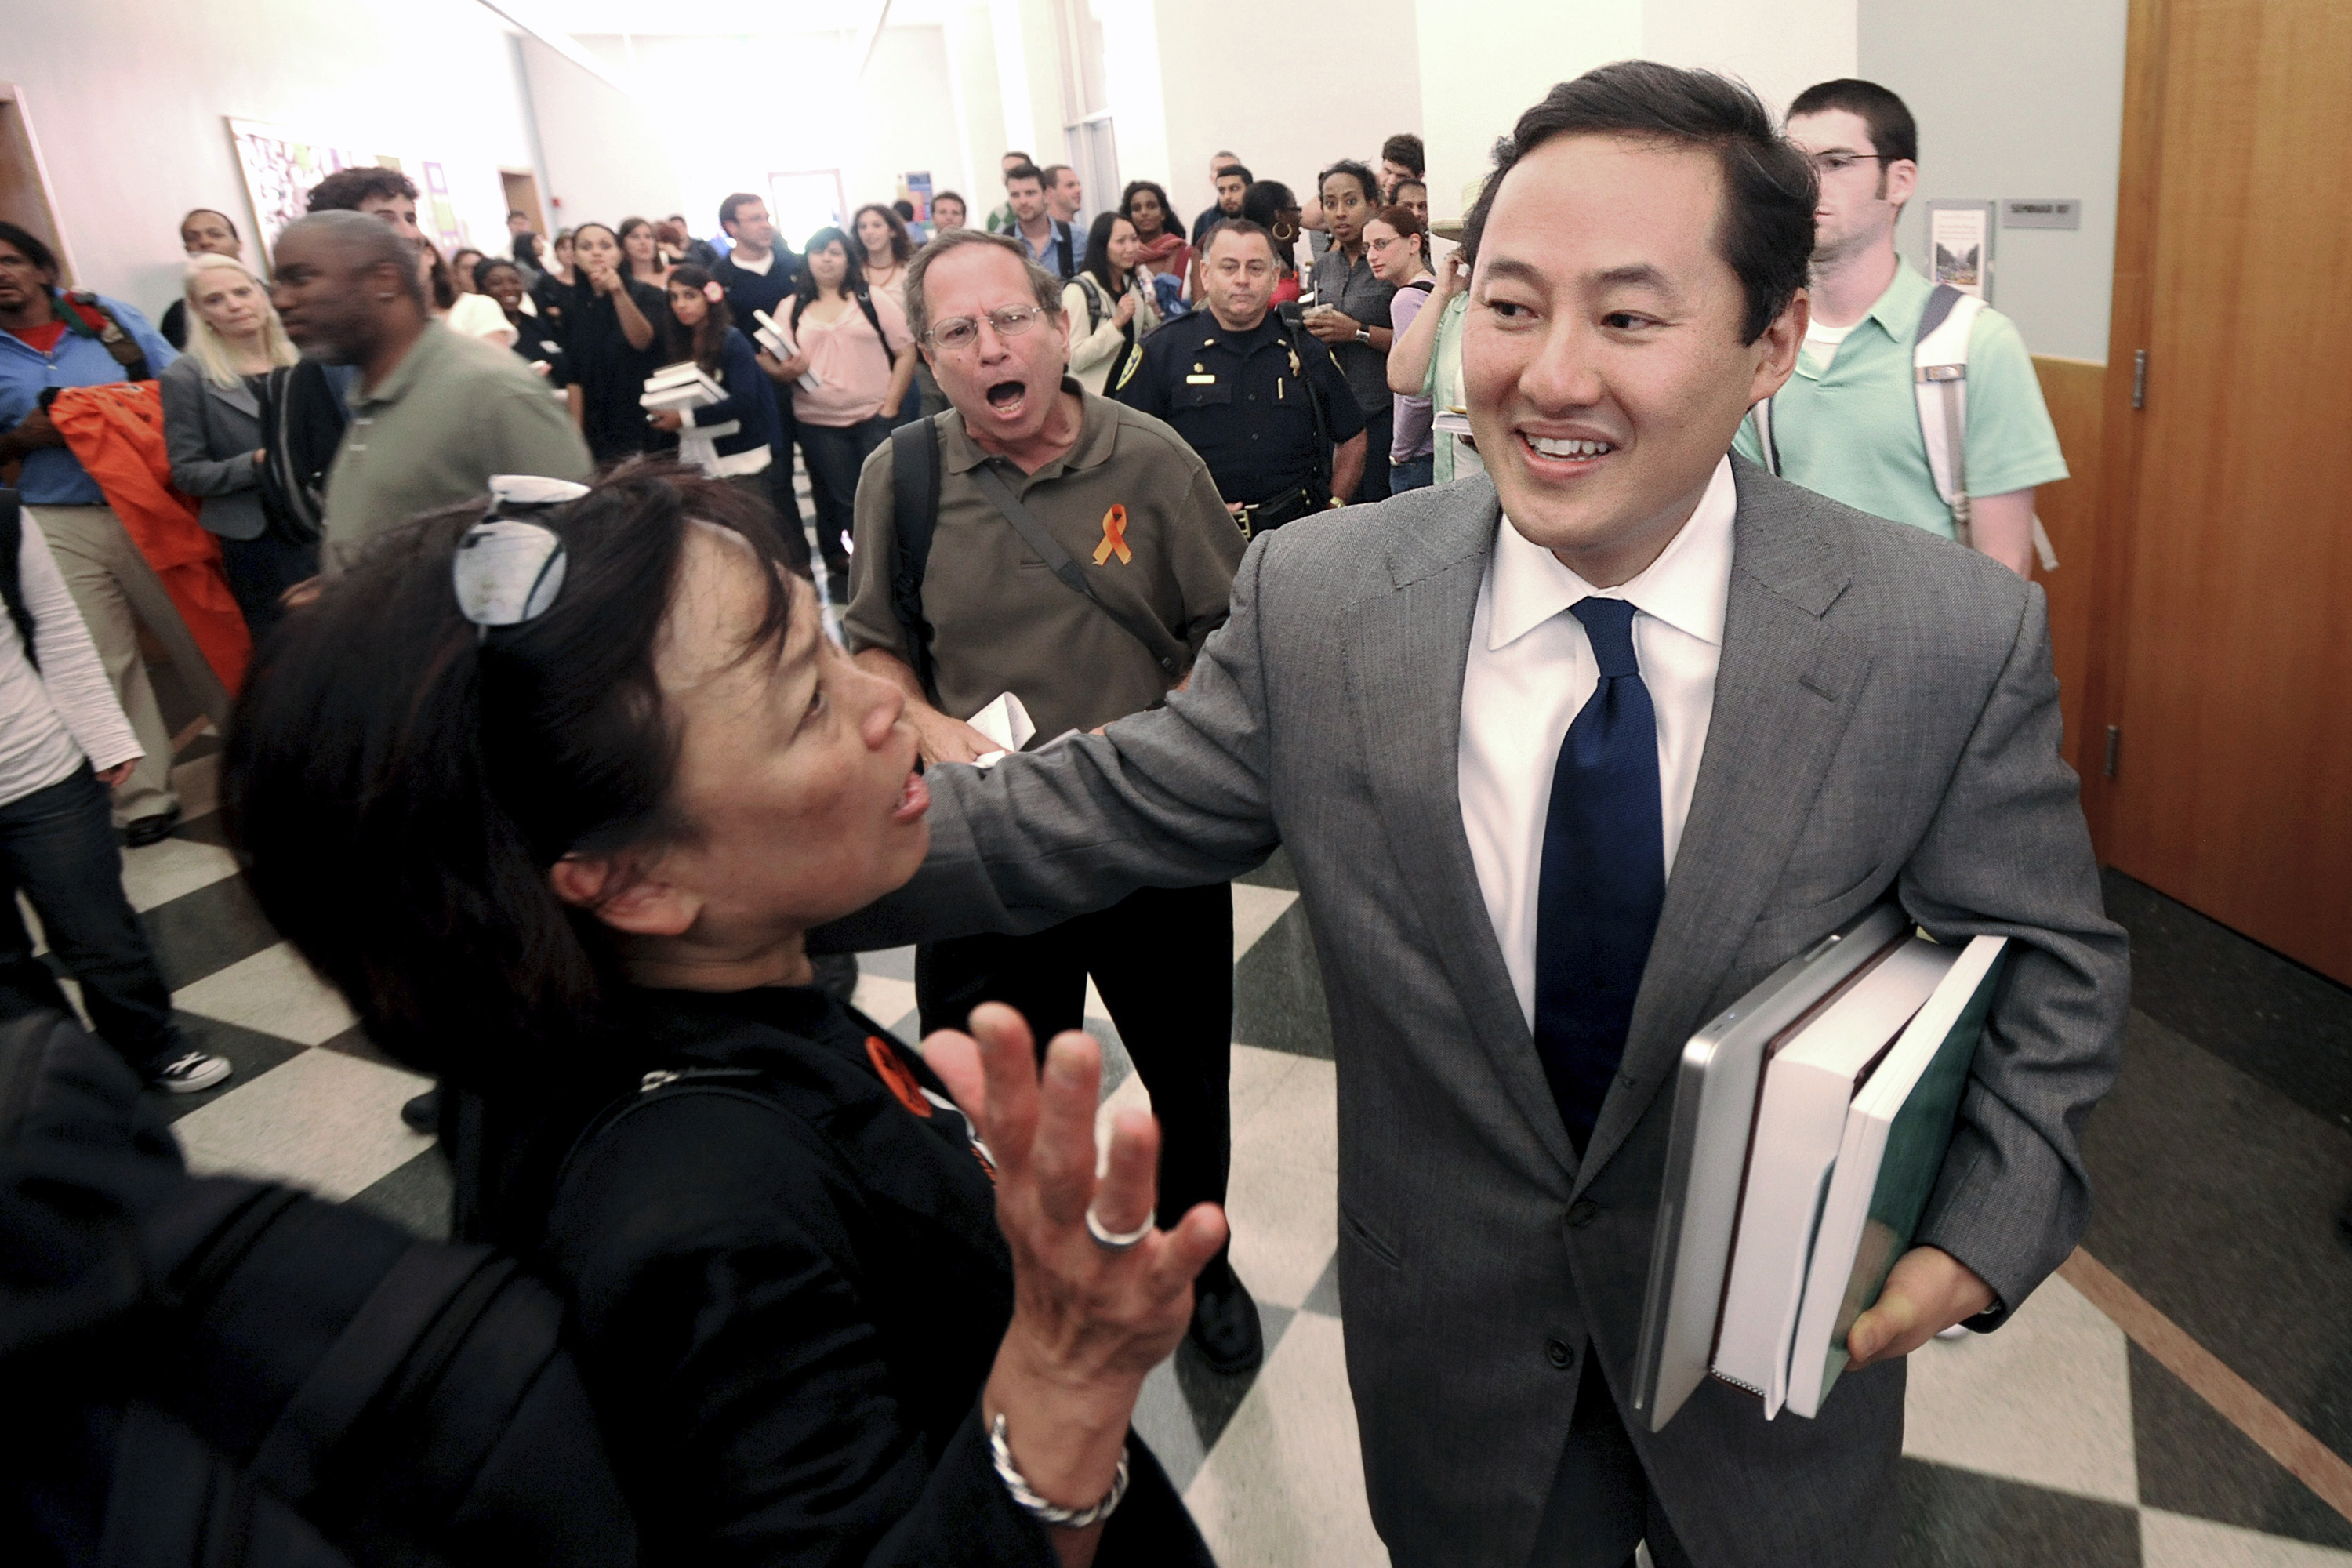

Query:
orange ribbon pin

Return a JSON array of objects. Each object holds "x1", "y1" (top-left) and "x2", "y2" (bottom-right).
[{"x1": 1093, "y1": 503, "x2": 1131, "y2": 565}]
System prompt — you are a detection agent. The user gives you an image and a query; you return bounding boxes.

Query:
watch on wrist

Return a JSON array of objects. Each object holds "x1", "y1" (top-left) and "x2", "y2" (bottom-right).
[
  {"x1": 1355, "y1": 326, "x2": 1372, "y2": 344},
  {"x1": 988, "y1": 1412, "x2": 1130, "y2": 1530}
]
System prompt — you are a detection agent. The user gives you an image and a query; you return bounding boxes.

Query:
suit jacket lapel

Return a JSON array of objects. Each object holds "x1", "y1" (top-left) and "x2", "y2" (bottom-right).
[
  {"x1": 1576, "y1": 461, "x2": 1874, "y2": 1189},
  {"x1": 1347, "y1": 479, "x2": 1578, "y2": 1173},
  {"x1": 211, "y1": 377, "x2": 260, "y2": 420}
]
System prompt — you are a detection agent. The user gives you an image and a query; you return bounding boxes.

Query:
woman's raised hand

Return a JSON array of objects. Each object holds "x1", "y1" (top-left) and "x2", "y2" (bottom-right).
[{"x1": 923, "y1": 1003, "x2": 1226, "y2": 1511}]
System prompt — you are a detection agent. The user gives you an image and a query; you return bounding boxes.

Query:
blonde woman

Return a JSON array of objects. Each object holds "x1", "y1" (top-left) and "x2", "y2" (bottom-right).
[{"x1": 158, "y1": 253, "x2": 314, "y2": 634}]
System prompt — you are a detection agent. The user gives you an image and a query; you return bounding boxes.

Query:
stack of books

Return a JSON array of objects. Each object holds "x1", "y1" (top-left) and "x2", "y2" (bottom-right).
[
  {"x1": 1631, "y1": 906, "x2": 2011, "y2": 1430},
  {"x1": 751, "y1": 311, "x2": 822, "y2": 393},
  {"x1": 641, "y1": 362, "x2": 739, "y2": 477}
]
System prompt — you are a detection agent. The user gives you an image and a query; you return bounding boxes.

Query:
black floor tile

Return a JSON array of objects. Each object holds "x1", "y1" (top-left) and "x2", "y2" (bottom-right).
[
  {"x1": 1169, "y1": 1298, "x2": 1294, "y2": 1454},
  {"x1": 143, "y1": 875, "x2": 278, "y2": 992},
  {"x1": 172, "y1": 812, "x2": 231, "y2": 848},
  {"x1": 2102, "y1": 868, "x2": 2352, "y2": 1133},
  {"x1": 1233, "y1": 904, "x2": 1332, "y2": 1060},
  {"x1": 1893, "y1": 1460, "x2": 2141, "y2": 1567},
  {"x1": 1236, "y1": 844, "x2": 1298, "y2": 892},
  {"x1": 347, "y1": 1147, "x2": 453, "y2": 1241},
  {"x1": 143, "y1": 1014, "x2": 307, "y2": 1124},
  {"x1": 311, "y1": 1022, "x2": 399, "y2": 1069},
  {"x1": 1300, "y1": 1253, "x2": 1341, "y2": 1317},
  {"x1": 174, "y1": 731, "x2": 223, "y2": 764},
  {"x1": 2081, "y1": 1010, "x2": 2352, "y2": 1462},
  {"x1": 2129, "y1": 1344, "x2": 2352, "y2": 1551}
]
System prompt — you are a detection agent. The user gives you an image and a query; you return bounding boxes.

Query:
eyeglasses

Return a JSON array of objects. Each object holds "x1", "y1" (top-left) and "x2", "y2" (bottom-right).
[
  {"x1": 923, "y1": 304, "x2": 1048, "y2": 351},
  {"x1": 452, "y1": 474, "x2": 590, "y2": 637},
  {"x1": 1806, "y1": 151, "x2": 1893, "y2": 177}
]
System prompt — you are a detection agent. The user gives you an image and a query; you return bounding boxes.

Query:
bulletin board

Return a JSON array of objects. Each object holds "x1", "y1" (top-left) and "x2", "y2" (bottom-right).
[{"x1": 227, "y1": 117, "x2": 373, "y2": 266}]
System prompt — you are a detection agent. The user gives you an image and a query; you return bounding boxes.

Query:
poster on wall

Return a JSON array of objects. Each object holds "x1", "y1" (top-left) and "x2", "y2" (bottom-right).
[
  {"x1": 227, "y1": 118, "x2": 372, "y2": 267},
  {"x1": 1925, "y1": 200, "x2": 1995, "y2": 303},
  {"x1": 421, "y1": 161, "x2": 466, "y2": 255},
  {"x1": 901, "y1": 172, "x2": 933, "y2": 225}
]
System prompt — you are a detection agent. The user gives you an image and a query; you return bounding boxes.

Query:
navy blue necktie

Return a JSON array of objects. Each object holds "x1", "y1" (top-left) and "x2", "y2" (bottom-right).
[{"x1": 1533, "y1": 597, "x2": 1666, "y2": 1152}]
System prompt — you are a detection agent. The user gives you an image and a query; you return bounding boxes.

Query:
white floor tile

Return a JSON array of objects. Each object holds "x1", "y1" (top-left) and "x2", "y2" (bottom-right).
[
  {"x1": 117, "y1": 833, "x2": 241, "y2": 913},
  {"x1": 172, "y1": 942, "x2": 359, "y2": 1046},
  {"x1": 1900, "y1": 1272, "x2": 2138, "y2": 1507},
  {"x1": 1225, "y1": 1149, "x2": 1338, "y2": 1309},
  {"x1": 1232, "y1": 884, "x2": 1301, "y2": 961},
  {"x1": 851, "y1": 972, "x2": 917, "y2": 1029},
  {"x1": 1184, "y1": 1312, "x2": 1391, "y2": 1567},
  {"x1": 1233, "y1": 1052, "x2": 1338, "y2": 1175},
  {"x1": 172, "y1": 1046, "x2": 434, "y2": 1200},
  {"x1": 2141, "y1": 1510, "x2": 2352, "y2": 1568},
  {"x1": 1229, "y1": 1042, "x2": 1305, "y2": 1130}
]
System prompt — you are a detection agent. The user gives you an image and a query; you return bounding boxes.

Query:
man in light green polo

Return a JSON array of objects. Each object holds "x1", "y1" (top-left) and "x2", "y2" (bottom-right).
[
  {"x1": 271, "y1": 211, "x2": 590, "y2": 564},
  {"x1": 1735, "y1": 79, "x2": 2064, "y2": 576}
]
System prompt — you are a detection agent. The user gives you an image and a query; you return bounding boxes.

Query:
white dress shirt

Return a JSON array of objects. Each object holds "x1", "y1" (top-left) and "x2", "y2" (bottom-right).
[
  {"x1": 0, "y1": 514, "x2": 142, "y2": 808},
  {"x1": 1457, "y1": 456, "x2": 1737, "y2": 1029}
]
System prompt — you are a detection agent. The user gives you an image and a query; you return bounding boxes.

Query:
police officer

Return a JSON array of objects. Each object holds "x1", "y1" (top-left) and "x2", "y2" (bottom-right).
[{"x1": 1115, "y1": 218, "x2": 1366, "y2": 534}]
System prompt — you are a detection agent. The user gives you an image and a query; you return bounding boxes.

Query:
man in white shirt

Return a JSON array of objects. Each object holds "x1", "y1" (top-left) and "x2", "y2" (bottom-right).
[
  {"x1": 828, "y1": 61, "x2": 2124, "y2": 1568},
  {"x1": 0, "y1": 506, "x2": 230, "y2": 1092}
]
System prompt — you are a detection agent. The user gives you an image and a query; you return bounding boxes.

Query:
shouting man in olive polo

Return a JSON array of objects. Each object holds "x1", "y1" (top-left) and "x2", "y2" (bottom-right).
[{"x1": 841, "y1": 229, "x2": 1266, "y2": 1374}]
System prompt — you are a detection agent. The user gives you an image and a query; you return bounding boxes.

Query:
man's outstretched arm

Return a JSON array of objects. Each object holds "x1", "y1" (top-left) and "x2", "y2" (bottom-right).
[{"x1": 814, "y1": 536, "x2": 1286, "y2": 953}]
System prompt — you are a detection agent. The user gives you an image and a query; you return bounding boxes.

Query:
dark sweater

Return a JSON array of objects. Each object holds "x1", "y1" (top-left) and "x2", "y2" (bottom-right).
[{"x1": 466, "y1": 986, "x2": 1211, "y2": 1567}]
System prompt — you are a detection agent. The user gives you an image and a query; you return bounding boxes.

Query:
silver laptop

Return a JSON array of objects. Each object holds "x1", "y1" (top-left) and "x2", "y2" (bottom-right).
[{"x1": 1629, "y1": 902, "x2": 1911, "y2": 1433}]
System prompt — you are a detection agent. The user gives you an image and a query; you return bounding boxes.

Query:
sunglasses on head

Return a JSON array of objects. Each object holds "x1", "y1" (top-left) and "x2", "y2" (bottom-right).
[{"x1": 452, "y1": 474, "x2": 590, "y2": 638}]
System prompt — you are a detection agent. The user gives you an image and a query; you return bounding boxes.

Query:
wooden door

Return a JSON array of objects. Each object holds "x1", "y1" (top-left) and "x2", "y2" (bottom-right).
[
  {"x1": 2087, "y1": 0, "x2": 2352, "y2": 982},
  {"x1": 500, "y1": 169, "x2": 547, "y2": 238}
]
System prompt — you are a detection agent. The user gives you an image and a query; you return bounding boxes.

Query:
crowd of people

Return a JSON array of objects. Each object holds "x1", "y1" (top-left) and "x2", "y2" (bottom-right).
[{"x1": 0, "y1": 62, "x2": 2106, "y2": 1568}]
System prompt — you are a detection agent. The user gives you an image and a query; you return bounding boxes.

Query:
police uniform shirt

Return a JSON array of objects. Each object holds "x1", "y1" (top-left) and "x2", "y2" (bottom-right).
[
  {"x1": 842, "y1": 380, "x2": 1244, "y2": 741},
  {"x1": 1112, "y1": 313, "x2": 1365, "y2": 507}
]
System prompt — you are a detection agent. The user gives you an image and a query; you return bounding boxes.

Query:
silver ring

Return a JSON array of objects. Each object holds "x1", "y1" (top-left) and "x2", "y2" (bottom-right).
[{"x1": 1085, "y1": 1207, "x2": 1153, "y2": 1252}]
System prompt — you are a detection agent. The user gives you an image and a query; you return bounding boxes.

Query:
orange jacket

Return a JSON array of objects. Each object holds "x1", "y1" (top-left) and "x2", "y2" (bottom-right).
[{"x1": 50, "y1": 379, "x2": 251, "y2": 694}]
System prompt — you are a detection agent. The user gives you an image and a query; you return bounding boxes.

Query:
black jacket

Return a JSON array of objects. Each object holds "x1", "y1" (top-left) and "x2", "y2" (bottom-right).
[{"x1": 464, "y1": 985, "x2": 1211, "y2": 1567}]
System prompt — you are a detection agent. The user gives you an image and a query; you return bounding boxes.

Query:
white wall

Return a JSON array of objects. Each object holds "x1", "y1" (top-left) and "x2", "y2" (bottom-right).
[
  {"x1": 6, "y1": 0, "x2": 535, "y2": 317},
  {"x1": 1417, "y1": 0, "x2": 1643, "y2": 224},
  {"x1": 1860, "y1": 0, "x2": 2126, "y2": 361},
  {"x1": 538, "y1": 28, "x2": 975, "y2": 250},
  {"x1": 1151, "y1": 0, "x2": 1423, "y2": 226},
  {"x1": 1643, "y1": 0, "x2": 1857, "y2": 118}
]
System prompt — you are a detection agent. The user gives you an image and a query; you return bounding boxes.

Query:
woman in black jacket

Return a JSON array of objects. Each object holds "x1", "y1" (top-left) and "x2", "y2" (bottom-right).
[
  {"x1": 646, "y1": 265, "x2": 782, "y2": 506},
  {"x1": 562, "y1": 223, "x2": 668, "y2": 463},
  {"x1": 223, "y1": 470, "x2": 1221, "y2": 1568}
]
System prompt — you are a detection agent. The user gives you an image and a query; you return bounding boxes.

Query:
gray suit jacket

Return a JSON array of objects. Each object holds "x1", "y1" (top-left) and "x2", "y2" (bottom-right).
[
  {"x1": 826, "y1": 461, "x2": 2129, "y2": 1567},
  {"x1": 159, "y1": 354, "x2": 267, "y2": 541}
]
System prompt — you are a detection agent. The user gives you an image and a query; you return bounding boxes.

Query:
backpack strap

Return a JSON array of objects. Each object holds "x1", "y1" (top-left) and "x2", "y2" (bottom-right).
[
  {"x1": 889, "y1": 417, "x2": 944, "y2": 702},
  {"x1": 57, "y1": 290, "x2": 153, "y2": 382},
  {"x1": 0, "y1": 489, "x2": 35, "y2": 673},
  {"x1": 1914, "y1": 284, "x2": 2059, "y2": 571},
  {"x1": 1076, "y1": 274, "x2": 1106, "y2": 337},
  {"x1": 855, "y1": 286, "x2": 888, "y2": 352},
  {"x1": 1746, "y1": 396, "x2": 1782, "y2": 477},
  {"x1": 1056, "y1": 222, "x2": 1075, "y2": 281}
]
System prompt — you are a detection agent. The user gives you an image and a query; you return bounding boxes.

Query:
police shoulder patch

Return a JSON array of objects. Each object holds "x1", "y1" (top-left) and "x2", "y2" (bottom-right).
[{"x1": 1114, "y1": 342, "x2": 1145, "y2": 391}]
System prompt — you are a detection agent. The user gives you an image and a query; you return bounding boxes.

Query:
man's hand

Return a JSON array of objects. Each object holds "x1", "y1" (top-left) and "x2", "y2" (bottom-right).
[
  {"x1": 648, "y1": 409, "x2": 684, "y2": 433},
  {"x1": 911, "y1": 705, "x2": 1002, "y2": 766},
  {"x1": 1845, "y1": 1245, "x2": 1996, "y2": 1368},
  {"x1": 0, "y1": 406, "x2": 65, "y2": 460},
  {"x1": 96, "y1": 760, "x2": 136, "y2": 789}
]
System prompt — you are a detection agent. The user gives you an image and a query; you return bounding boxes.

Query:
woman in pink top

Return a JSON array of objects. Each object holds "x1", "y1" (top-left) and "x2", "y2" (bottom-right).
[{"x1": 765, "y1": 227, "x2": 918, "y2": 596}]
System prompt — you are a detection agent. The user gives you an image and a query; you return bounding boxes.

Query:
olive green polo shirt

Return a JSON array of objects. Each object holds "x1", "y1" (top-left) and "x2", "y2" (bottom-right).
[
  {"x1": 1732, "y1": 261, "x2": 2067, "y2": 539},
  {"x1": 322, "y1": 320, "x2": 593, "y2": 557},
  {"x1": 843, "y1": 380, "x2": 1245, "y2": 740}
]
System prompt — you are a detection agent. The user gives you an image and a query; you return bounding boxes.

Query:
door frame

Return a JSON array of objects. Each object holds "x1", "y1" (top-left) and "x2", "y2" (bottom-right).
[
  {"x1": 2075, "y1": 0, "x2": 2169, "y2": 853},
  {"x1": 0, "y1": 81, "x2": 74, "y2": 285}
]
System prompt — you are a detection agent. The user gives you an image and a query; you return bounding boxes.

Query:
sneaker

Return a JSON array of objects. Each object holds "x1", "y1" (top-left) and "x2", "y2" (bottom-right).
[
  {"x1": 154, "y1": 1051, "x2": 232, "y2": 1094},
  {"x1": 121, "y1": 805, "x2": 183, "y2": 848}
]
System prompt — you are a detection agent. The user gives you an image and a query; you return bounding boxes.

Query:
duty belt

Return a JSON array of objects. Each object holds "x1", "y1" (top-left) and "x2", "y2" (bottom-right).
[{"x1": 1234, "y1": 485, "x2": 1324, "y2": 538}]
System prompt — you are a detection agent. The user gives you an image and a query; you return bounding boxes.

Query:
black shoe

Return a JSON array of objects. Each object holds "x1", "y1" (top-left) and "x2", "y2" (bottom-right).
[
  {"x1": 121, "y1": 807, "x2": 182, "y2": 848},
  {"x1": 400, "y1": 1087, "x2": 441, "y2": 1134},
  {"x1": 1188, "y1": 1263, "x2": 1265, "y2": 1375}
]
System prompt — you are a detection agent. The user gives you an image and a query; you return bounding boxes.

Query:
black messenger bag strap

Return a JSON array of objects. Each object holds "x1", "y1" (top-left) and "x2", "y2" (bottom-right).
[
  {"x1": 888, "y1": 419, "x2": 943, "y2": 702},
  {"x1": 964, "y1": 463, "x2": 1189, "y2": 682}
]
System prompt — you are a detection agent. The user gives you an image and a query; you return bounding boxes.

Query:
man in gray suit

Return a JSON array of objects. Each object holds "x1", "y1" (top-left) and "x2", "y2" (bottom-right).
[{"x1": 832, "y1": 63, "x2": 2126, "y2": 1566}]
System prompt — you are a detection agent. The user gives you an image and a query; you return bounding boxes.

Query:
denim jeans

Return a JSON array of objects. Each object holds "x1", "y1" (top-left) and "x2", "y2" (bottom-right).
[
  {"x1": 1354, "y1": 407, "x2": 1396, "y2": 503},
  {"x1": 1389, "y1": 452, "x2": 1436, "y2": 492},
  {"x1": 798, "y1": 416, "x2": 895, "y2": 595},
  {"x1": 0, "y1": 765, "x2": 183, "y2": 1076}
]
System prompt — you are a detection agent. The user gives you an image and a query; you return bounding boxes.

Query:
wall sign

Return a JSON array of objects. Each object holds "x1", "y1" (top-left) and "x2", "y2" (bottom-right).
[
  {"x1": 1925, "y1": 199, "x2": 1996, "y2": 303},
  {"x1": 2002, "y1": 198, "x2": 2082, "y2": 230}
]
